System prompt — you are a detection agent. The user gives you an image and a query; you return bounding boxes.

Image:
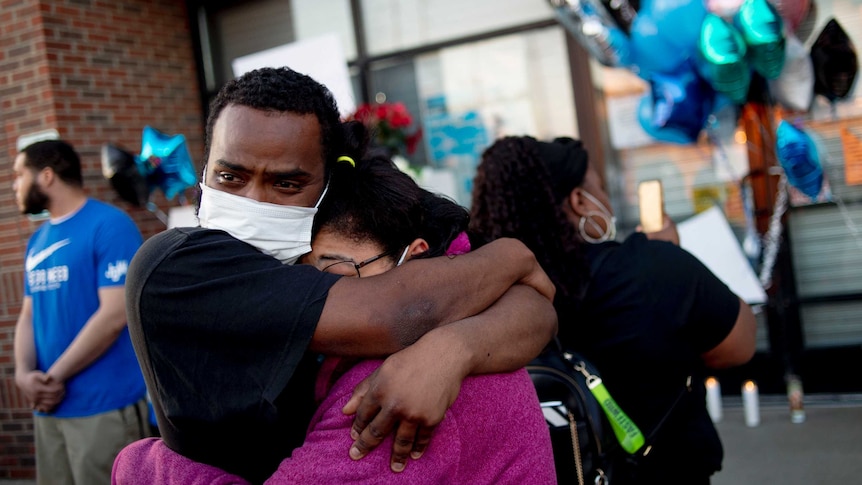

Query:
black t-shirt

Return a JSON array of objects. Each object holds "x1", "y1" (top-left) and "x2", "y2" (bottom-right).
[
  {"x1": 126, "y1": 227, "x2": 341, "y2": 484},
  {"x1": 559, "y1": 233, "x2": 739, "y2": 482}
]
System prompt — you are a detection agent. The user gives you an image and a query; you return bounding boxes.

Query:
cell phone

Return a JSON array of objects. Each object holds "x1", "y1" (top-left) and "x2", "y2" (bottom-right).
[{"x1": 638, "y1": 179, "x2": 664, "y2": 233}]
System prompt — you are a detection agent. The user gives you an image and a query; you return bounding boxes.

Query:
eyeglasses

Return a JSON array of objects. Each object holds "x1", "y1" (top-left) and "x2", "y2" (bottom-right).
[{"x1": 320, "y1": 250, "x2": 394, "y2": 278}]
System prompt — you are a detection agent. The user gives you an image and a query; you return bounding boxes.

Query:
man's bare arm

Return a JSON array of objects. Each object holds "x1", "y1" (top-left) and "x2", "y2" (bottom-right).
[
  {"x1": 306, "y1": 237, "x2": 554, "y2": 472},
  {"x1": 343, "y1": 284, "x2": 557, "y2": 471},
  {"x1": 46, "y1": 287, "x2": 129, "y2": 384},
  {"x1": 14, "y1": 298, "x2": 37, "y2": 381},
  {"x1": 15, "y1": 297, "x2": 65, "y2": 412},
  {"x1": 310, "y1": 237, "x2": 554, "y2": 356}
]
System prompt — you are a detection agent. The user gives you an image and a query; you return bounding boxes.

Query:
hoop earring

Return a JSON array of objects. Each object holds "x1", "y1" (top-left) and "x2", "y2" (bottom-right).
[{"x1": 578, "y1": 211, "x2": 611, "y2": 244}]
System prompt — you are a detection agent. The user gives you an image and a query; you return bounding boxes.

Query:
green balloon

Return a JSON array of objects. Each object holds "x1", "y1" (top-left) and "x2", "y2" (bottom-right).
[
  {"x1": 699, "y1": 14, "x2": 751, "y2": 104},
  {"x1": 736, "y1": 0, "x2": 786, "y2": 79}
]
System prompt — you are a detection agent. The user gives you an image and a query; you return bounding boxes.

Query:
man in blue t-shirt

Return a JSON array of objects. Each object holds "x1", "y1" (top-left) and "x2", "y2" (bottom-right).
[{"x1": 12, "y1": 140, "x2": 149, "y2": 484}]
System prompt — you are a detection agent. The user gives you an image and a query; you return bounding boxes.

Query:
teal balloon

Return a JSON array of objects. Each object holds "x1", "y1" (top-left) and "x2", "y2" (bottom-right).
[
  {"x1": 698, "y1": 14, "x2": 751, "y2": 104},
  {"x1": 736, "y1": 0, "x2": 786, "y2": 79}
]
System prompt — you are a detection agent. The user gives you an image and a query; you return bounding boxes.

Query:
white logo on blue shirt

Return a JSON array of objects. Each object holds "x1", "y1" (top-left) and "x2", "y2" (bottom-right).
[
  {"x1": 25, "y1": 239, "x2": 71, "y2": 272},
  {"x1": 105, "y1": 260, "x2": 129, "y2": 283},
  {"x1": 28, "y1": 265, "x2": 70, "y2": 292}
]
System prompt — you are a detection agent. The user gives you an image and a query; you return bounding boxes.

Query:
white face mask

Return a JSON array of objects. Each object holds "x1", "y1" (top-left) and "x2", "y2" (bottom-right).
[
  {"x1": 578, "y1": 190, "x2": 617, "y2": 244},
  {"x1": 197, "y1": 182, "x2": 328, "y2": 265}
]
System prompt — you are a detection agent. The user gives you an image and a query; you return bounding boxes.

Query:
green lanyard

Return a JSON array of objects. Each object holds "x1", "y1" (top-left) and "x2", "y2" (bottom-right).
[{"x1": 574, "y1": 361, "x2": 645, "y2": 454}]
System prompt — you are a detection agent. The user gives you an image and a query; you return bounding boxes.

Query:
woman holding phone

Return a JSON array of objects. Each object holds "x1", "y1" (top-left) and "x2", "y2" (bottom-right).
[{"x1": 469, "y1": 135, "x2": 757, "y2": 485}]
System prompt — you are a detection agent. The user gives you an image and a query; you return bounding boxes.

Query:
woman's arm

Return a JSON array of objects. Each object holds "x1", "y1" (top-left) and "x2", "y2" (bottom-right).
[{"x1": 701, "y1": 298, "x2": 757, "y2": 369}]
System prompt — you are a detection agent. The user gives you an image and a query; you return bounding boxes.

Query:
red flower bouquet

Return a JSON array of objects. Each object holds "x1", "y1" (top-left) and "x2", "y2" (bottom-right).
[{"x1": 350, "y1": 102, "x2": 422, "y2": 156}]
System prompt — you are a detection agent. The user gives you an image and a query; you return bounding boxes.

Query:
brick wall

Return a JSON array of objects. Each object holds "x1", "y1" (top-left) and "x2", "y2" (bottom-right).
[{"x1": 0, "y1": 0, "x2": 204, "y2": 478}]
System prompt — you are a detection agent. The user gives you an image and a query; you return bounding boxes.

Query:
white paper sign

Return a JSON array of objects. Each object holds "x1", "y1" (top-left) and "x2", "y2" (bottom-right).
[
  {"x1": 232, "y1": 33, "x2": 355, "y2": 117},
  {"x1": 677, "y1": 206, "x2": 767, "y2": 304},
  {"x1": 17, "y1": 129, "x2": 60, "y2": 151},
  {"x1": 167, "y1": 205, "x2": 198, "y2": 229},
  {"x1": 419, "y1": 167, "x2": 460, "y2": 205}
]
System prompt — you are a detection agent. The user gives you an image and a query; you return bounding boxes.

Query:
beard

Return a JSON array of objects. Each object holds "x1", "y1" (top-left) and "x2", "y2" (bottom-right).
[{"x1": 21, "y1": 183, "x2": 50, "y2": 215}]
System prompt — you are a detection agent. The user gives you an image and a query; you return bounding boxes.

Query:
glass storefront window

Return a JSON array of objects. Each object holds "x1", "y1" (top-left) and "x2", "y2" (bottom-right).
[
  {"x1": 360, "y1": 0, "x2": 554, "y2": 55},
  {"x1": 405, "y1": 26, "x2": 578, "y2": 206},
  {"x1": 598, "y1": 65, "x2": 750, "y2": 234},
  {"x1": 291, "y1": 0, "x2": 357, "y2": 60},
  {"x1": 200, "y1": 0, "x2": 295, "y2": 92}
]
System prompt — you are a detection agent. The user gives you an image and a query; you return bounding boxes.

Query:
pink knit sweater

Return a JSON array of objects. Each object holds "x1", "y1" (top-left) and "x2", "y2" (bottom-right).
[{"x1": 113, "y1": 360, "x2": 556, "y2": 484}]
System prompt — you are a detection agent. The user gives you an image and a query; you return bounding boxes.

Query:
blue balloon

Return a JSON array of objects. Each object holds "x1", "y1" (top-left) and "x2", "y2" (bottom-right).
[
  {"x1": 639, "y1": 96, "x2": 697, "y2": 143},
  {"x1": 137, "y1": 126, "x2": 198, "y2": 200},
  {"x1": 775, "y1": 120, "x2": 823, "y2": 200},
  {"x1": 630, "y1": 0, "x2": 709, "y2": 75},
  {"x1": 638, "y1": 64, "x2": 716, "y2": 144}
]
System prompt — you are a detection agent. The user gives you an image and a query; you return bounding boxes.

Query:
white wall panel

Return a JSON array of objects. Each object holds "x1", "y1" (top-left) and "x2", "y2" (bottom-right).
[{"x1": 361, "y1": 0, "x2": 554, "y2": 55}]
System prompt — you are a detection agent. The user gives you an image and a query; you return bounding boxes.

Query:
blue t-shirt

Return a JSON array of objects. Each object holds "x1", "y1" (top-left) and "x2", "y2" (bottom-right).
[{"x1": 25, "y1": 199, "x2": 146, "y2": 417}]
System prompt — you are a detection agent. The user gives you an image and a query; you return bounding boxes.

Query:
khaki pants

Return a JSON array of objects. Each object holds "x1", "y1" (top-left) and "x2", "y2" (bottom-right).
[{"x1": 34, "y1": 399, "x2": 150, "y2": 485}]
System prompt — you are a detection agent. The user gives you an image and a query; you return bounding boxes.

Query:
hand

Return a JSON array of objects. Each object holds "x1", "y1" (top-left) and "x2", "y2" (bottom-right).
[
  {"x1": 34, "y1": 374, "x2": 65, "y2": 413},
  {"x1": 519, "y1": 258, "x2": 556, "y2": 303},
  {"x1": 342, "y1": 333, "x2": 467, "y2": 473},
  {"x1": 491, "y1": 238, "x2": 556, "y2": 302},
  {"x1": 637, "y1": 214, "x2": 680, "y2": 246},
  {"x1": 15, "y1": 371, "x2": 65, "y2": 412}
]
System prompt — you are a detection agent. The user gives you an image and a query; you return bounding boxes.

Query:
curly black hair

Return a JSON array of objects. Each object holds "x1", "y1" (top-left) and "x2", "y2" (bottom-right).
[
  {"x1": 314, "y1": 153, "x2": 469, "y2": 259},
  {"x1": 204, "y1": 67, "x2": 368, "y2": 169},
  {"x1": 469, "y1": 136, "x2": 590, "y2": 301},
  {"x1": 21, "y1": 140, "x2": 84, "y2": 188}
]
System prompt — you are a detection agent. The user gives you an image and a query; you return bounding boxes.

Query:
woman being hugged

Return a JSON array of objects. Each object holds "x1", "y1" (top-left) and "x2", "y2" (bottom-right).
[{"x1": 282, "y1": 154, "x2": 556, "y2": 484}]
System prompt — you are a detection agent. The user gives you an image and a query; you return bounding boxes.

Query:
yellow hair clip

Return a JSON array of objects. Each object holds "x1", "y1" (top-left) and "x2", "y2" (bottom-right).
[{"x1": 336, "y1": 155, "x2": 355, "y2": 167}]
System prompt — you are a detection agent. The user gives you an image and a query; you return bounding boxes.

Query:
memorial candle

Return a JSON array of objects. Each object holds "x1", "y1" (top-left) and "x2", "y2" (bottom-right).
[
  {"x1": 705, "y1": 377, "x2": 722, "y2": 423},
  {"x1": 742, "y1": 380, "x2": 760, "y2": 427}
]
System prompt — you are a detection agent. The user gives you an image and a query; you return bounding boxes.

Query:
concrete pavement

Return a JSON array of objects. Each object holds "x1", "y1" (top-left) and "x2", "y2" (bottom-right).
[
  {"x1": 713, "y1": 394, "x2": 862, "y2": 485},
  {"x1": 3, "y1": 395, "x2": 861, "y2": 484}
]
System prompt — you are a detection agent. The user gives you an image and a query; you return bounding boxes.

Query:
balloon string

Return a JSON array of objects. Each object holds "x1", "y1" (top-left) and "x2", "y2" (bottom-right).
[
  {"x1": 146, "y1": 201, "x2": 169, "y2": 226},
  {"x1": 706, "y1": 130, "x2": 744, "y2": 183},
  {"x1": 741, "y1": 179, "x2": 761, "y2": 261},
  {"x1": 758, "y1": 170, "x2": 787, "y2": 290},
  {"x1": 834, "y1": 196, "x2": 862, "y2": 250}
]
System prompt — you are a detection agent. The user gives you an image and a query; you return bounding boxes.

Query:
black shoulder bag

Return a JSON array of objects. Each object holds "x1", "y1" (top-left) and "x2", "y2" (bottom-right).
[
  {"x1": 527, "y1": 245, "x2": 692, "y2": 485},
  {"x1": 528, "y1": 342, "x2": 692, "y2": 485}
]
